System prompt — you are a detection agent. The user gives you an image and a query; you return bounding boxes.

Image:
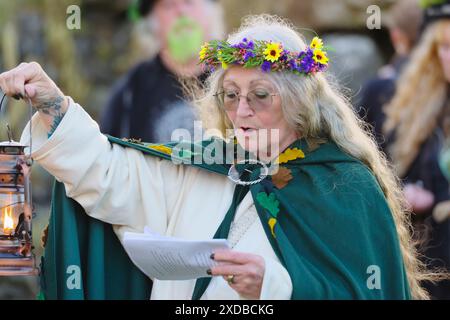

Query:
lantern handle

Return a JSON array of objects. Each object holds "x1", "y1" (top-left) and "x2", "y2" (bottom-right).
[
  {"x1": 0, "y1": 93, "x2": 33, "y2": 162},
  {"x1": 26, "y1": 97, "x2": 33, "y2": 163},
  {"x1": 0, "y1": 201, "x2": 25, "y2": 211},
  {"x1": 6, "y1": 124, "x2": 13, "y2": 142}
]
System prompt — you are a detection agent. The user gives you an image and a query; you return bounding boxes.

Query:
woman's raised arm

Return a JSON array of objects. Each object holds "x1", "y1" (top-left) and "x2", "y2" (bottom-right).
[{"x1": 0, "y1": 62, "x2": 192, "y2": 238}]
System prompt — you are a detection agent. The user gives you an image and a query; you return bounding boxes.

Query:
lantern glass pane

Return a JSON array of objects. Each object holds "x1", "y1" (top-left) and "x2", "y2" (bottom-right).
[{"x1": 0, "y1": 192, "x2": 25, "y2": 238}]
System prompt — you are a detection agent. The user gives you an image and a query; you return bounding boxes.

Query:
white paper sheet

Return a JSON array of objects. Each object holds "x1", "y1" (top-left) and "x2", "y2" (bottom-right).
[{"x1": 123, "y1": 228, "x2": 230, "y2": 280}]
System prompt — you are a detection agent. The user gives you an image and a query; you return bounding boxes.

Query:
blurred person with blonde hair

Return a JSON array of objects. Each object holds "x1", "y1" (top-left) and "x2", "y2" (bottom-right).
[
  {"x1": 1, "y1": 15, "x2": 446, "y2": 300},
  {"x1": 383, "y1": 0, "x2": 450, "y2": 299},
  {"x1": 358, "y1": 0, "x2": 423, "y2": 148}
]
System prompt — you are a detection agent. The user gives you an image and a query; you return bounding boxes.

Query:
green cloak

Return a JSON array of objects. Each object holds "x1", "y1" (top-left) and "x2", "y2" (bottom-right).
[{"x1": 38, "y1": 135, "x2": 411, "y2": 299}]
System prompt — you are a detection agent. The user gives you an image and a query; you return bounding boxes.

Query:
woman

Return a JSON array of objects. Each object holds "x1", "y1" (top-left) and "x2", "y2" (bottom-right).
[
  {"x1": 0, "y1": 15, "x2": 433, "y2": 299},
  {"x1": 383, "y1": 14, "x2": 450, "y2": 299}
]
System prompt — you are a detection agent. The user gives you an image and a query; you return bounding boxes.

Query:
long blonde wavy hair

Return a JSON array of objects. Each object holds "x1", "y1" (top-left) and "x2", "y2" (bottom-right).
[
  {"x1": 191, "y1": 14, "x2": 443, "y2": 300},
  {"x1": 383, "y1": 20, "x2": 450, "y2": 177}
]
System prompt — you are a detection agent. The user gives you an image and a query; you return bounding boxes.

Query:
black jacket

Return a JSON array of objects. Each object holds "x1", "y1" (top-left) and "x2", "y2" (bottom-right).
[{"x1": 100, "y1": 55, "x2": 197, "y2": 142}]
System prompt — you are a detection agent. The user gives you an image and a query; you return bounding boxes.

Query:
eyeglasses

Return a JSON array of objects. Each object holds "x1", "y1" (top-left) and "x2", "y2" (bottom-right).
[{"x1": 214, "y1": 89, "x2": 278, "y2": 112}]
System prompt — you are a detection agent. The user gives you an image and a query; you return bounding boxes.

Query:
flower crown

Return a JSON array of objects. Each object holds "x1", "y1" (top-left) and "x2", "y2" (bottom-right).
[{"x1": 199, "y1": 36, "x2": 329, "y2": 75}]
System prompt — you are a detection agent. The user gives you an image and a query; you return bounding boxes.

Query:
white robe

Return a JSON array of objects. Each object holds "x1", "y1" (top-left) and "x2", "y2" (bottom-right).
[{"x1": 20, "y1": 98, "x2": 293, "y2": 300}]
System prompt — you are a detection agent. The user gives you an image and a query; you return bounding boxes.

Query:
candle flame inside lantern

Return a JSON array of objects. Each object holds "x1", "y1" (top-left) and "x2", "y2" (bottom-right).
[{"x1": 3, "y1": 207, "x2": 14, "y2": 235}]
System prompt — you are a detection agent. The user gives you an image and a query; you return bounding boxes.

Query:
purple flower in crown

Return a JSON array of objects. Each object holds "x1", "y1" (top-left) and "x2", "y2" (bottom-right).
[
  {"x1": 300, "y1": 59, "x2": 314, "y2": 73},
  {"x1": 297, "y1": 49, "x2": 306, "y2": 59},
  {"x1": 244, "y1": 51, "x2": 256, "y2": 61},
  {"x1": 316, "y1": 62, "x2": 328, "y2": 72},
  {"x1": 279, "y1": 49, "x2": 289, "y2": 62},
  {"x1": 288, "y1": 59, "x2": 299, "y2": 72},
  {"x1": 299, "y1": 48, "x2": 313, "y2": 60},
  {"x1": 261, "y1": 61, "x2": 272, "y2": 72},
  {"x1": 233, "y1": 38, "x2": 255, "y2": 50},
  {"x1": 298, "y1": 48, "x2": 315, "y2": 73}
]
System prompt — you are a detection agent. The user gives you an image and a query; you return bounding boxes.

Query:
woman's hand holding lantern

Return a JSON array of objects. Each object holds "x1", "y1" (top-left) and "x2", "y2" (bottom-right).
[{"x1": 0, "y1": 62, "x2": 68, "y2": 136}]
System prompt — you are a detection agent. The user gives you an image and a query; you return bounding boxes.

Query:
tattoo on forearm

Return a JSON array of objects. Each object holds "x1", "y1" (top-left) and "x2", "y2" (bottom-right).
[
  {"x1": 48, "y1": 113, "x2": 65, "y2": 138},
  {"x1": 35, "y1": 96, "x2": 66, "y2": 138}
]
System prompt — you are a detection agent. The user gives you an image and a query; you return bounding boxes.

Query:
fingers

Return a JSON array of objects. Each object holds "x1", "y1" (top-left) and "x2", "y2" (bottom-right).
[
  {"x1": 212, "y1": 249, "x2": 262, "y2": 265},
  {"x1": 0, "y1": 70, "x2": 13, "y2": 96},
  {"x1": 0, "y1": 62, "x2": 42, "y2": 98},
  {"x1": 209, "y1": 252, "x2": 265, "y2": 277},
  {"x1": 210, "y1": 263, "x2": 246, "y2": 277},
  {"x1": 0, "y1": 69, "x2": 23, "y2": 98},
  {"x1": 24, "y1": 84, "x2": 37, "y2": 99},
  {"x1": 13, "y1": 73, "x2": 26, "y2": 98},
  {"x1": 209, "y1": 261, "x2": 264, "y2": 299},
  {"x1": 208, "y1": 251, "x2": 265, "y2": 300}
]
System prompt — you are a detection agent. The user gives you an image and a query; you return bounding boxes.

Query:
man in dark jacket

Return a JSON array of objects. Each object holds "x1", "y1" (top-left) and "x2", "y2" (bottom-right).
[{"x1": 101, "y1": 0, "x2": 223, "y2": 142}]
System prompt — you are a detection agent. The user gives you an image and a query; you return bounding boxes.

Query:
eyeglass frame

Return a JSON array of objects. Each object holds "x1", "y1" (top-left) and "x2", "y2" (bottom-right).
[{"x1": 214, "y1": 89, "x2": 279, "y2": 112}]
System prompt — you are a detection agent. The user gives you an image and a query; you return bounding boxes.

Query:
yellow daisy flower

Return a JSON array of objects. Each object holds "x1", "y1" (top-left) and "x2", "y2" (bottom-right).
[
  {"x1": 148, "y1": 145, "x2": 172, "y2": 155},
  {"x1": 313, "y1": 48, "x2": 329, "y2": 65},
  {"x1": 199, "y1": 43, "x2": 209, "y2": 60},
  {"x1": 263, "y1": 42, "x2": 282, "y2": 62},
  {"x1": 310, "y1": 36, "x2": 323, "y2": 50},
  {"x1": 217, "y1": 50, "x2": 229, "y2": 69}
]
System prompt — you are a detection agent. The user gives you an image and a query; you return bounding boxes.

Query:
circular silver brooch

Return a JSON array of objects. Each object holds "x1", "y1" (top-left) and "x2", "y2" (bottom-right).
[{"x1": 227, "y1": 159, "x2": 269, "y2": 186}]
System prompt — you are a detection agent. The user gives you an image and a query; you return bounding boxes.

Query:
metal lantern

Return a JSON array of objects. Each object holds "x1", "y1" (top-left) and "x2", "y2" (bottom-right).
[
  {"x1": 0, "y1": 93, "x2": 37, "y2": 275},
  {"x1": 0, "y1": 139, "x2": 36, "y2": 275}
]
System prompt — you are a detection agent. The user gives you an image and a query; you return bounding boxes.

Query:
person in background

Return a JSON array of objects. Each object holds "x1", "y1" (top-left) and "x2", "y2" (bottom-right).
[
  {"x1": 358, "y1": 0, "x2": 422, "y2": 149},
  {"x1": 383, "y1": 0, "x2": 450, "y2": 299},
  {"x1": 101, "y1": 0, "x2": 224, "y2": 142}
]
